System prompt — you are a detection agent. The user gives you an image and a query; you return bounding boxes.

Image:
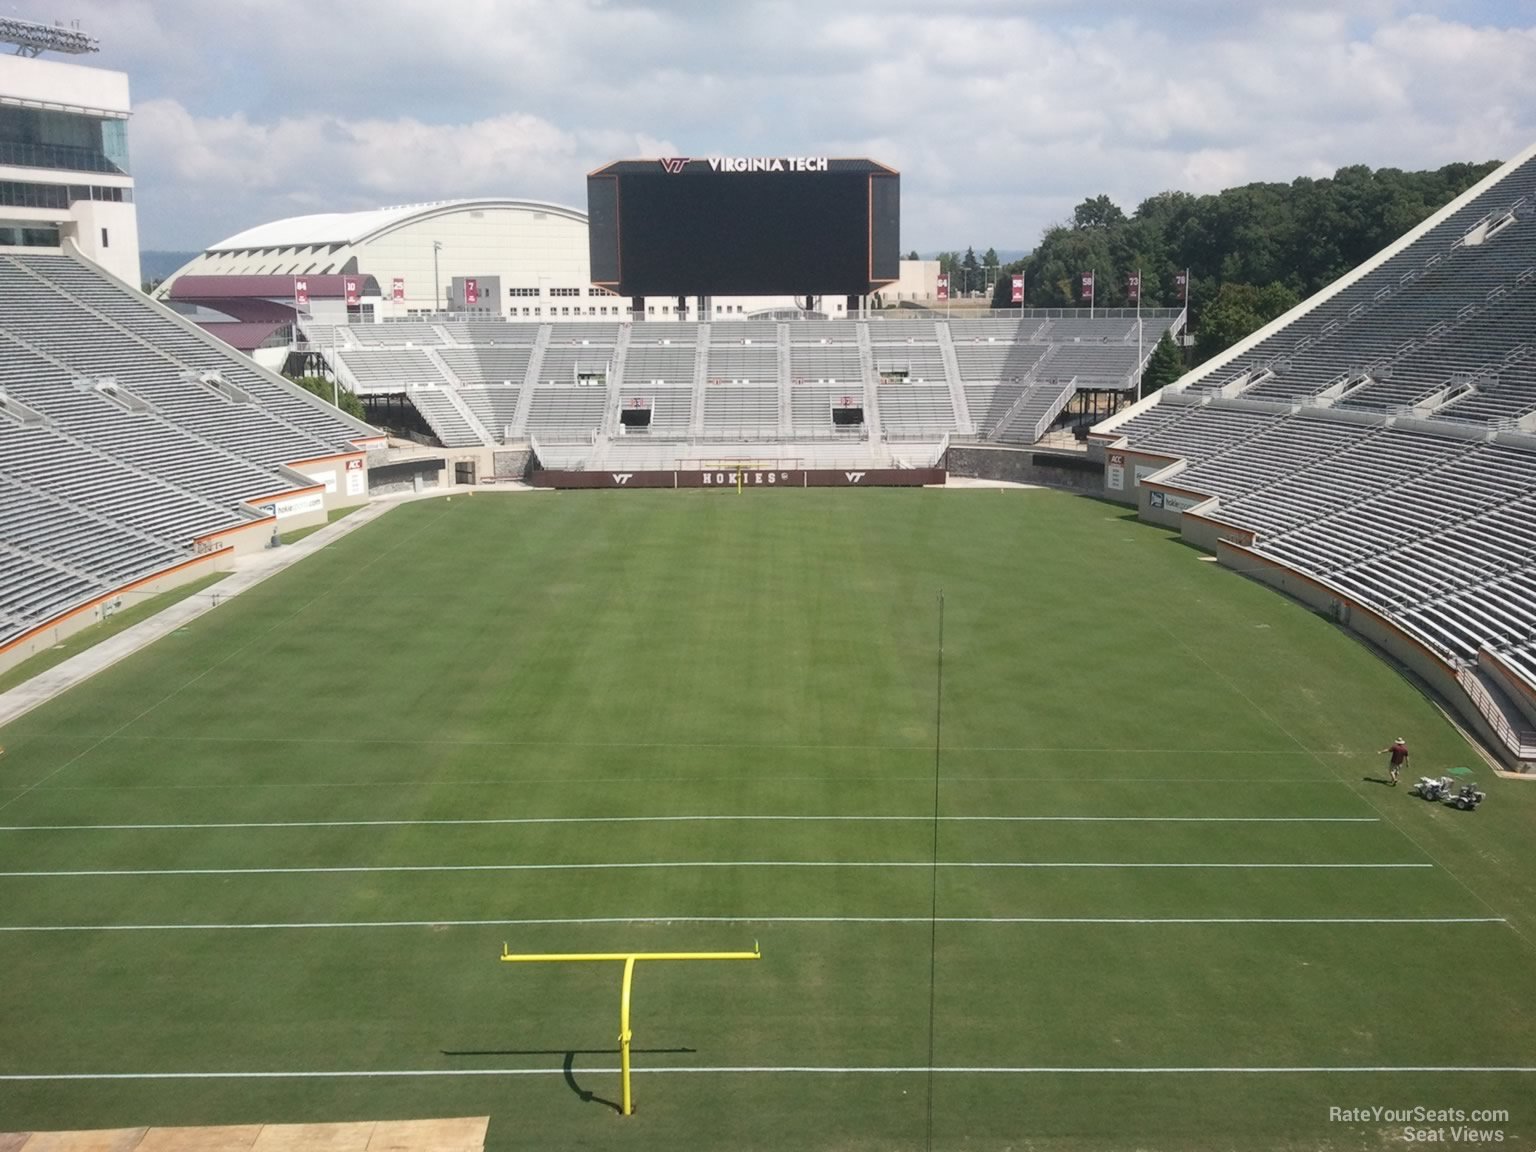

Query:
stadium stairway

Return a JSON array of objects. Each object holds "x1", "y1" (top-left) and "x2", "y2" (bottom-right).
[
  {"x1": 1460, "y1": 662, "x2": 1536, "y2": 760},
  {"x1": 855, "y1": 323, "x2": 883, "y2": 446},
  {"x1": 777, "y1": 325, "x2": 794, "y2": 438},
  {"x1": 935, "y1": 323, "x2": 974, "y2": 435},
  {"x1": 600, "y1": 325, "x2": 633, "y2": 438},
  {"x1": 689, "y1": 325, "x2": 712, "y2": 436}
]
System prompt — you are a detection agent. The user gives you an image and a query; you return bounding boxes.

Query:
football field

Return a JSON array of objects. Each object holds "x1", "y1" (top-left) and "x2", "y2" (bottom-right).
[{"x1": 1, "y1": 489, "x2": 1532, "y2": 1150}]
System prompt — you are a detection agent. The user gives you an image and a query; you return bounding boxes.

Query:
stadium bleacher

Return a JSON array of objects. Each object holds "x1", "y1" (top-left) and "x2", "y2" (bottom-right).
[
  {"x1": 1095, "y1": 150, "x2": 1536, "y2": 709},
  {"x1": 324, "y1": 311, "x2": 1176, "y2": 455},
  {"x1": 0, "y1": 250, "x2": 376, "y2": 654}
]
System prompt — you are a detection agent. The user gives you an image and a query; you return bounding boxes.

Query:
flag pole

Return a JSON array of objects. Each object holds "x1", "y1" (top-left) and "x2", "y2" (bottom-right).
[{"x1": 1136, "y1": 267, "x2": 1143, "y2": 402}]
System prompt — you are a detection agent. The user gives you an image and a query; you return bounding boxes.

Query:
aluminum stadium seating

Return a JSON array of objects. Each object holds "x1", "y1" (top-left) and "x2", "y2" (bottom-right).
[
  {"x1": 626, "y1": 342, "x2": 698, "y2": 386},
  {"x1": 11, "y1": 255, "x2": 367, "y2": 448},
  {"x1": 790, "y1": 385, "x2": 866, "y2": 437},
  {"x1": 441, "y1": 320, "x2": 539, "y2": 346},
  {"x1": 789, "y1": 344, "x2": 861, "y2": 382},
  {"x1": 456, "y1": 386, "x2": 523, "y2": 441},
  {"x1": 0, "y1": 251, "x2": 376, "y2": 652},
  {"x1": 991, "y1": 379, "x2": 1079, "y2": 445},
  {"x1": 524, "y1": 386, "x2": 607, "y2": 442},
  {"x1": 338, "y1": 348, "x2": 450, "y2": 389},
  {"x1": 616, "y1": 386, "x2": 693, "y2": 439},
  {"x1": 407, "y1": 388, "x2": 487, "y2": 448},
  {"x1": 877, "y1": 383, "x2": 957, "y2": 438},
  {"x1": 702, "y1": 385, "x2": 779, "y2": 438},
  {"x1": 436, "y1": 346, "x2": 533, "y2": 386},
  {"x1": 704, "y1": 342, "x2": 778, "y2": 385}
]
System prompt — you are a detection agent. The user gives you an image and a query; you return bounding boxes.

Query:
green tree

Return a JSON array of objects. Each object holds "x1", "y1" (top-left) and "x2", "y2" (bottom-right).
[
  {"x1": 982, "y1": 247, "x2": 1000, "y2": 269},
  {"x1": 959, "y1": 246, "x2": 981, "y2": 294},
  {"x1": 989, "y1": 257, "x2": 1028, "y2": 309},
  {"x1": 289, "y1": 374, "x2": 366, "y2": 421},
  {"x1": 906, "y1": 249, "x2": 920, "y2": 261},
  {"x1": 1140, "y1": 330, "x2": 1185, "y2": 394},
  {"x1": 1073, "y1": 194, "x2": 1127, "y2": 231},
  {"x1": 1196, "y1": 282, "x2": 1299, "y2": 362}
]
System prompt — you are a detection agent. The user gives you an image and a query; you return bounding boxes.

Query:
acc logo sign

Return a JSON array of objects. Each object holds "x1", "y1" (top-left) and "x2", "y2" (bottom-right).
[
  {"x1": 845, "y1": 472, "x2": 865, "y2": 484},
  {"x1": 658, "y1": 158, "x2": 690, "y2": 174},
  {"x1": 612, "y1": 473, "x2": 633, "y2": 485}
]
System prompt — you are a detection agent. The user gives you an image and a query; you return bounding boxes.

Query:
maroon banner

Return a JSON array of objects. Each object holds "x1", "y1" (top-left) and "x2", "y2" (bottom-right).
[
  {"x1": 293, "y1": 277, "x2": 309, "y2": 307},
  {"x1": 1010, "y1": 274, "x2": 1024, "y2": 304},
  {"x1": 531, "y1": 468, "x2": 946, "y2": 490},
  {"x1": 391, "y1": 276, "x2": 405, "y2": 301},
  {"x1": 936, "y1": 273, "x2": 949, "y2": 301},
  {"x1": 1081, "y1": 271, "x2": 1094, "y2": 300},
  {"x1": 1175, "y1": 270, "x2": 1189, "y2": 302},
  {"x1": 1127, "y1": 271, "x2": 1140, "y2": 302},
  {"x1": 465, "y1": 277, "x2": 479, "y2": 305},
  {"x1": 343, "y1": 276, "x2": 360, "y2": 306}
]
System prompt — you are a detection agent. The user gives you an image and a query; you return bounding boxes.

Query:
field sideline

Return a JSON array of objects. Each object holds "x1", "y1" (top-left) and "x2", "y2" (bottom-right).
[{"x1": 1, "y1": 489, "x2": 1532, "y2": 1151}]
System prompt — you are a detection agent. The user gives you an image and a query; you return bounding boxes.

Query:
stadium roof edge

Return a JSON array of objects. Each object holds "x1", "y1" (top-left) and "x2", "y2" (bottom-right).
[
  {"x1": 206, "y1": 198, "x2": 588, "y2": 252},
  {"x1": 1168, "y1": 139, "x2": 1536, "y2": 396}
]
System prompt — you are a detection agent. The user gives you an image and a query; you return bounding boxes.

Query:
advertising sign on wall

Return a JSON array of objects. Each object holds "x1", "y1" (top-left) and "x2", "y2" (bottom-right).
[{"x1": 1106, "y1": 451, "x2": 1126, "y2": 491}]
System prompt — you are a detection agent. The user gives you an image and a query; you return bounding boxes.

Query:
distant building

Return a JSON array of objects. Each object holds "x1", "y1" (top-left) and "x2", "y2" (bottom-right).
[
  {"x1": 157, "y1": 198, "x2": 916, "y2": 360},
  {"x1": 0, "y1": 48, "x2": 140, "y2": 286}
]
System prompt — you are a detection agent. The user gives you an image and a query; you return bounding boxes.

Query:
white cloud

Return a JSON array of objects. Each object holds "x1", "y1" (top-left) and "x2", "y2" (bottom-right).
[{"x1": 11, "y1": 0, "x2": 1532, "y2": 251}]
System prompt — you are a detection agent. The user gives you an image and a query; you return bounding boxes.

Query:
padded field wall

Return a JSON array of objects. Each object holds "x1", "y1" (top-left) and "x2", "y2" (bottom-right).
[
  {"x1": 1093, "y1": 429, "x2": 1530, "y2": 768},
  {"x1": 943, "y1": 445, "x2": 1103, "y2": 493},
  {"x1": 532, "y1": 467, "x2": 945, "y2": 490},
  {"x1": 0, "y1": 542, "x2": 244, "y2": 678},
  {"x1": 1213, "y1": 541, "x2": 1528, "y2": 767}
]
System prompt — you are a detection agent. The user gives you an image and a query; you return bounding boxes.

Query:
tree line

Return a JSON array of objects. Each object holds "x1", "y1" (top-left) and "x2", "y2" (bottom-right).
[{"x1": 946, "y1": 159, "x2": 1501, "y2": 376}]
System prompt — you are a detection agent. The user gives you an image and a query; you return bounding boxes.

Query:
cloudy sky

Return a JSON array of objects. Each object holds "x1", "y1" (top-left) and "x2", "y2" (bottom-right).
[{"x1": 8, "y1": 0, "x2": 1536, "y2": 253}]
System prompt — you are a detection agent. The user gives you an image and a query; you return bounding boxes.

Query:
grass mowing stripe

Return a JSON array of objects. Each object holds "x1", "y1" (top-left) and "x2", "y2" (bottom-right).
[
  {"x1": 0, "y1": 862, "x2": 1435, "y2": 877},
  {"x1": 0, "y1": 916, "x2": 1505, "y2": 932},
  {"x1": 3, "y1": 1066, "x2": 1535, "y2": 1081},
  {"x1": 0, "y1": 815, "x2": 1382, "y2": 831},
  {"x1": 0, "y1": 511, "x2": 447, "y2": 815},
  {"x1": 73, "y1": 735, "x2": 1342, "y2": 753},
  {"x1": 1148, "y1": 609, "x2": 1536, "y2": 956},
  {"x1": 19, "y1": 776, "x2": 1348, "y2": 791}
]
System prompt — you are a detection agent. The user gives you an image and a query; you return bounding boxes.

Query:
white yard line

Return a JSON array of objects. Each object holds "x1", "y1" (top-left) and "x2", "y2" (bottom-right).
[
  {"x1": 0, "y1": 815, "x2": 1380, "y2": 832},
  {"x1": 0, "y1": 915, "x2": 1501, "y2": 933},
  {"x1": 2, "y1": 1065, "x2": 1533, "y2": 1081},
  {"x1": 0, "y1": 861, "x2": 1433, "y2": 878}
]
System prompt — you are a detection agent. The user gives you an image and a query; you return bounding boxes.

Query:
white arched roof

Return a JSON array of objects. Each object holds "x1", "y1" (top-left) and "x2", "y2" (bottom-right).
[{"x1": 207, "y1": 198, "x2": 588, "y2": 252}]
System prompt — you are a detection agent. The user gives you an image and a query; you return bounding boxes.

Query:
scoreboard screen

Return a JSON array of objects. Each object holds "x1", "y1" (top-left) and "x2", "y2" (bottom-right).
[{"x1": 588, "y1": 157, "x2": 899, "y2": 298}]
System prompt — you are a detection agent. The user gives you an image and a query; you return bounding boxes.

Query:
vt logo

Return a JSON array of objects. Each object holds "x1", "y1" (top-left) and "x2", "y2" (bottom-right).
[
  {"x1": 658, "y1": 157, "x2": 691, "y2": 174},
  {"x1": 612, "y1": 473, "x2": 633, "y2": 485},
  {"x1": 845, "y1": 472, "x2": 865, "y2": 483}
]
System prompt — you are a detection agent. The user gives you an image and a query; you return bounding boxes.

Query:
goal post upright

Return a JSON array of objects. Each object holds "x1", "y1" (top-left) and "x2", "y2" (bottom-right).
[{"x1": 500, "y1": 943, "x2": 762, "y2": 1116}]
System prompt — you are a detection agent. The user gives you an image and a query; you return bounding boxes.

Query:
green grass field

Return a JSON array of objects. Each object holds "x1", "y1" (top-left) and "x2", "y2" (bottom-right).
[{"x1": 1, "y1": 489, "x2": 1532, "y2": 1151}]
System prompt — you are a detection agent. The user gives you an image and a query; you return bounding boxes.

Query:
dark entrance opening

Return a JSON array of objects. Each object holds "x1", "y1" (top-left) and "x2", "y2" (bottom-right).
[{"x1": 832, "y1": 404, "x2": 865, "y2": 427}]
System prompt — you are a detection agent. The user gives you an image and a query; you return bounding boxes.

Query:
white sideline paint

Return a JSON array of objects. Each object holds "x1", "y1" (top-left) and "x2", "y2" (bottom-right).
[
  {"x1": 0, "y1": 815, "x2": 1381, "y2": 832},
  {"x1": 0, "y1": 916, "x2": 1502, "y2": 933},
  {"x1": 2, "y1": 1065, "x2": 1534, "y2": 1082},
  {"x1": 0, "y1": 861, "x2": 1433, "y2": 878}
]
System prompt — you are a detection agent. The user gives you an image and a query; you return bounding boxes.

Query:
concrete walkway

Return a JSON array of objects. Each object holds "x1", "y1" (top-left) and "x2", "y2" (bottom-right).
[{"x1": 0, "y1": 490, "x2": 473, "y2": 731}]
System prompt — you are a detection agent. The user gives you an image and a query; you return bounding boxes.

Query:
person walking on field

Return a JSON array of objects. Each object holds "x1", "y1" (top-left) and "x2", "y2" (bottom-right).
[{"x1": 1379, "y1": 737, "x2": 1409, "y2": 785}]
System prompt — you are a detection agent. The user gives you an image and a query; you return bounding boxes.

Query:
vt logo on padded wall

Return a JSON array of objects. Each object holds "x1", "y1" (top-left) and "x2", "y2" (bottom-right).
[
  {"x1": 612, "y1": 474, "x2": 633, "y2": 485},
  {"x1": 658, "y1": 158, "x2": 691, "y2": 174},
  {"x1": 845, "y1": 472, "x2": 865, "y2": 483}
]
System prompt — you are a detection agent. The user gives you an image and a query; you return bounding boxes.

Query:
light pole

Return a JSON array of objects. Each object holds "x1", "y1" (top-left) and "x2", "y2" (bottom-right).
[{"x1": 432, "y1": 240, "x2": 442, "y2": 315}]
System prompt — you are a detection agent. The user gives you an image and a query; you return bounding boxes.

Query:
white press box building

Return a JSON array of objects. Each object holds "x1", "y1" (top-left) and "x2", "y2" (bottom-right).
[{"x1": 0, "y1": 32, "x2": 140, "y2": 288}]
